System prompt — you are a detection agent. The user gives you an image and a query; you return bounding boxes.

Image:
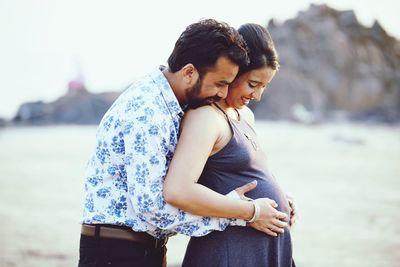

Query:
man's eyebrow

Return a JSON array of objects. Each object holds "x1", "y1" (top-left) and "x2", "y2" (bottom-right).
[{"x1": 218, "y1": 80, "x2": 231, "y2": 85}]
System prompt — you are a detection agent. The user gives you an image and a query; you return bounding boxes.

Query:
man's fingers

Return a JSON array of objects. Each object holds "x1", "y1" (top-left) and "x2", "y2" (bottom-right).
[
  {"x1": 290, "y1": 217, "x2": 296, "y2": 227},
  {"x1": 288, "y1": 199, "x2": 296, "y2": 210},
  {"x1": 235, "y1": 180, "x2": 257, "y2": 195}
]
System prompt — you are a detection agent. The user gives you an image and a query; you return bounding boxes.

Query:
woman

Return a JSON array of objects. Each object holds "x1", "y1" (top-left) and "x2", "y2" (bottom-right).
[{"x1": 164, "y1": 23, "x2": 295, "y2": 266}]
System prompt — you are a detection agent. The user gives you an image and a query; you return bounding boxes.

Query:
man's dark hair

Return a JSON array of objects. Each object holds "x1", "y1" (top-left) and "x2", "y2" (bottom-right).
[
  {"x1": 167, "y1": 19, "x2": 249, "y2": 76},
  {"x1": 237, "y1": 23, "x2": 279, "y2": 76}
]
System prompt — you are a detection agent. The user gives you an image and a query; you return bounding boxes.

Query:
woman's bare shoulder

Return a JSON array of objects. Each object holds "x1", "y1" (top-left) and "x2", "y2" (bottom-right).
[
  {"x1": 184, "y1": 105, "x2": 218, "y2": 116},
  {"x1": 183, "y1": 105, "x2": 224, "y2": 126}
]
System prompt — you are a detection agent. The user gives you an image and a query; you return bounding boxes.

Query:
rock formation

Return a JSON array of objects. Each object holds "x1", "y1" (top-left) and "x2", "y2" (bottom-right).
[
  {"x1": 250, "y1": 4, "x2": 400, "y2": 123},
  {"x1": 13, "y1": 79, "x2": 120, "y2": 125}
]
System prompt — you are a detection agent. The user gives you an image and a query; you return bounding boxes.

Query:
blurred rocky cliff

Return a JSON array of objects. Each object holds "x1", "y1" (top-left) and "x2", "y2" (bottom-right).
[
  {"x1": 11, "y1": 4, "x2": 400, "y2": 125},
  {"x1": 13, "y1": 80, "x2": 120, "y2": 125},
  {"x1": 250, "y1": 4, "x2": 400, "y2": 123}
]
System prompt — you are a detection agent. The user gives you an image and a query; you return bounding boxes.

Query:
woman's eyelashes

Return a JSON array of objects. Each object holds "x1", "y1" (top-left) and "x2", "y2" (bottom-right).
[
  {"x1": 248, "y1": 82, "x2": 267, "y2": 91},
  {"x1": 248, "y1": 82, "x2": 257, "y2": 89}
]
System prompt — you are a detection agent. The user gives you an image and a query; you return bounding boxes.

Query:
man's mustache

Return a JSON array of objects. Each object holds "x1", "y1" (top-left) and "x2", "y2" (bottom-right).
[{"x1": 206, "y1": 95, "x2": 222, "y2": 103}]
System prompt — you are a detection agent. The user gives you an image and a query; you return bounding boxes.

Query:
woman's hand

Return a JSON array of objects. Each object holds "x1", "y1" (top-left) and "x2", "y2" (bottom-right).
[
  {"x1": 249, "y1": 198, "x2": 288, "y2": 237},
  {"x1": 234, "y1": 180, "x2": 288, "y2": 237}
]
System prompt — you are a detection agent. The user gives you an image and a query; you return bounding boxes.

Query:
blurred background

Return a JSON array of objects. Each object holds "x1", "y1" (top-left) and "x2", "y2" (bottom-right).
[{"x1": 0, "y1": 0, "x2": 399, "y2": 266}]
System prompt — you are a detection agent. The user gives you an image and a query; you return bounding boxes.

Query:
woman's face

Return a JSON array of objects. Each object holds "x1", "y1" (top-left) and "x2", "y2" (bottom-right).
[{"x1": 224, "y1": 66, "x2": 276, "y2": 109}]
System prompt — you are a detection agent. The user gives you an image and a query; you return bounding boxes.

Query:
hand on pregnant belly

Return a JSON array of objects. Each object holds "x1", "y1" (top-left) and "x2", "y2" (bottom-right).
[
  {"x1": 248, "y1": 198, "x2": 289, "y2": 237},
  {"x1": 286, "y1": 193, "x2": 298, "y2": 227}
]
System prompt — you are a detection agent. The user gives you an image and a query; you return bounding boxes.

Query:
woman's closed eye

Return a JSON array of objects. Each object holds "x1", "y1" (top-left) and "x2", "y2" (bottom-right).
[
  {"x1": 248, "y1": 82, "x2": 257, "y2": 89},
  {"x1": 248, "y1": 82, "x2": 266, "y2": 91}
]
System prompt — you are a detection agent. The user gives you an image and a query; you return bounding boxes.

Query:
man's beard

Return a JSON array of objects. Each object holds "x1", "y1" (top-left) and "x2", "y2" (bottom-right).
[{"x1": 186, "y1": 76, "x2": 221, "y2": 109}]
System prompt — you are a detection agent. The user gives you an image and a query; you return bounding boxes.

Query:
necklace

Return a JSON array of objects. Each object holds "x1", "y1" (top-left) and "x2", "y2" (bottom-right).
[
  {"x1": 213, "y1": 102, "x2": 258, "y2": 150},
  {"x1": 244, "y1": 132, "x2": 258, "y2": 150}
]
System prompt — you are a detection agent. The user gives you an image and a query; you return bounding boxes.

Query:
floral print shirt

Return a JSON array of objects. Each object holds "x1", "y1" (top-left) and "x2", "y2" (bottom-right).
[{"x1": 81, "y1": 67, "x2": 245, "y2": 238}]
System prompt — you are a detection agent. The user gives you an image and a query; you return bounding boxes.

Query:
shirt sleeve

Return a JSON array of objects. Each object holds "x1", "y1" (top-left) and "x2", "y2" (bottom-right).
[{"x1": 124, "y1": 105, "x2": 246, "y2": 237}]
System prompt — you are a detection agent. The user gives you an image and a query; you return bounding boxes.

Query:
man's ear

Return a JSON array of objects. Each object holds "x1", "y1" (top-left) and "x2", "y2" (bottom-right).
[{"x1": 181, "y1": 63, "x2": 199, "y2": 85}]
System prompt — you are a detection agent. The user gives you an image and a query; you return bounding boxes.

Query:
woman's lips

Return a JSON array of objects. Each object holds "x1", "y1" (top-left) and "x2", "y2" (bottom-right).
[{"x1": 241, "y1": 97, "x2": 250, "y2": 106}]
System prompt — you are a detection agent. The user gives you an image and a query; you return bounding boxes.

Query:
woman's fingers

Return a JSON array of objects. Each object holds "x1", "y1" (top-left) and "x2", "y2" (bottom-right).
[
  {"x1": 275, "y1": 211, "x2": 288, "y2": 221},
  {"x1": 263, "y1": 227, "x2": 278, "y2": 237},
  {"x1": 268, "y1": 224, "x2": 285, "y2": 234},
  {"x1": 272, "y1": 218, "x2": 288, "y2": 229}
]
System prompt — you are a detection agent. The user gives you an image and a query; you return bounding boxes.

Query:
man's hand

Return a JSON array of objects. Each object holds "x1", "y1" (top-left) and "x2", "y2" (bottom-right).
[
  {"x1": 286, "y1": 193, "x2": 297, "y2": 227},
  {"x1": 234, "y1": 181, "x2": 288, "y2": 237},
  {"x1": 234, "y1": 180, "x2": 257, "y2": 201}
]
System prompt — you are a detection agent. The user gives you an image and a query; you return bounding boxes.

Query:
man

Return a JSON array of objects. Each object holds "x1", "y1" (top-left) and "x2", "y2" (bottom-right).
[{"x1": 79, "y1": 19, "x2": 289, "y2": 267}]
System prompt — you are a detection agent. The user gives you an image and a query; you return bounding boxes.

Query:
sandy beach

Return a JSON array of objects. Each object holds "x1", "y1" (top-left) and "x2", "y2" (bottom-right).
[{"x1": 0, "y1": 121, "x2": 399, "y2": 266}]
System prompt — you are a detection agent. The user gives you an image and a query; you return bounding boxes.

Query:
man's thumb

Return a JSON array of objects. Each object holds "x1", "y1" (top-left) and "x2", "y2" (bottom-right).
[{"x1": 236, "y1": 180, "x2": 257, "y2": 194}]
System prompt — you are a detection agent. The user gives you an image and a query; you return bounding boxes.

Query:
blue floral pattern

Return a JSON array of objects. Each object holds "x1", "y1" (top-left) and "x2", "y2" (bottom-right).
[{"x1": 81, "y1": 67, "x2": 244, "y2": 238}]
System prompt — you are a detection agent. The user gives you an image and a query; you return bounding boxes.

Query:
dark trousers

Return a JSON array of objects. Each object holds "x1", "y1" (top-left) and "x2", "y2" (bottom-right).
[{"x1": 78, "y1": 234, "x2": 167, "y2": 267}]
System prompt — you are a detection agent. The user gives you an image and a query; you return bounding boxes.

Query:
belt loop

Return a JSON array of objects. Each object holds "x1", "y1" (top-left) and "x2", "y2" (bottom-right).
[
  {"x1": 155, "y1": 237, "x2": 168, "y2": 249},
  {"x1": 94, "y1": 225, "x2": 101, "y2": 241},
  {"x1": 94, "y1": 225, "x2": 103, "y2": 262}
]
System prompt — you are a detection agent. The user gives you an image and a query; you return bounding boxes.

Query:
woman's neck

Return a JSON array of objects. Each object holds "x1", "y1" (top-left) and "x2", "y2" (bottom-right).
[
  {"x1": 215, "y1": 100, "x2": 240, "y2": 121},
  {"x1": 215, "y1": 99, "x2": 230, "y2": 111}
]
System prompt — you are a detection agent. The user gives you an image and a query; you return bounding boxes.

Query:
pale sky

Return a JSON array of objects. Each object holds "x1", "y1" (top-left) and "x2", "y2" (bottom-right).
[{"x1": 0, "y1": 0, "x2": 399, "y2": 118}]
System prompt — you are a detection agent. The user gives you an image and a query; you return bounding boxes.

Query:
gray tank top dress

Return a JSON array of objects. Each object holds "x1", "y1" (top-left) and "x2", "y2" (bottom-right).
[{"x1": 182, "y1": 105, "x2": 295, "y2": 267}]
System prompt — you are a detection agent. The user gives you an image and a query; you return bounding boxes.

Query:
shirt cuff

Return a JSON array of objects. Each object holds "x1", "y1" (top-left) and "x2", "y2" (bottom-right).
[
  {"x1": 226, "y1": 190, "x2": 241, "y2": 200},
  {"x1": 226, "y1": 190, "x2": 246, "y2": 226}
]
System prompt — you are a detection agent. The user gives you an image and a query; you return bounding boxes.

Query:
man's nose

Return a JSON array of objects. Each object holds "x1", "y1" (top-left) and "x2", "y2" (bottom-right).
[{"x1": 217, "y1": 86, "x2": 229, "y2": 99}]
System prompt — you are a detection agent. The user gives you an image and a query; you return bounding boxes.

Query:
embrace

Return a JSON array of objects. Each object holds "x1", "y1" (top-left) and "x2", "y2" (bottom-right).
[{"x1": 78, "y1": 19, "x2": 297, "y2": 267}]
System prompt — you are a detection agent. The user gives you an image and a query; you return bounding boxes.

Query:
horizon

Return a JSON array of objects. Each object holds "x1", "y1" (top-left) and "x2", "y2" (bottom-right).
[{"x1": 1, "y1": 0, "x2": 399, "y2": 119}]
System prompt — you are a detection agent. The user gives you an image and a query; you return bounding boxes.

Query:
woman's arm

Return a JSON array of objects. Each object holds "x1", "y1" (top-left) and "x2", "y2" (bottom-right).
[
  {"x1": 164, "y1": 106, "x2": 289, "y2": 236},
  {"x1": 163, "y1": 106, "x2": 254, "y2": 221}
]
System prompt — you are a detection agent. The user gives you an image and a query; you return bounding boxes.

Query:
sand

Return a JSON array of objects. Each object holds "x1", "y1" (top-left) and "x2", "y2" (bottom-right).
[{"x1": 0, "y1": 122, "x2": 399, "y2": 266}]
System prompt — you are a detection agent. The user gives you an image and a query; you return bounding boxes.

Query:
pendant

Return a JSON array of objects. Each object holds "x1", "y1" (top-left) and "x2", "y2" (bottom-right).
[{"x1": 244, "y1": 132, "x2": 258, "y2": 150}]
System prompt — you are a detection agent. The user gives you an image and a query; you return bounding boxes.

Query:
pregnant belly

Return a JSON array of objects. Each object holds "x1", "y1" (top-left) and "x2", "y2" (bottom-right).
[
  {"x1": 244, "y1": 178, "x2": 290, "y2": 216},
  {"x1": 199, "y1": 171, "x2": 291, "y2": 216}
]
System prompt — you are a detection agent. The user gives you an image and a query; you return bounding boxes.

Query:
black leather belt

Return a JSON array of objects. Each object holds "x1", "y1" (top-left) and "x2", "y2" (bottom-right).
[{"x1": 81, "y1": 224, "x2": 168, "y2": 249}]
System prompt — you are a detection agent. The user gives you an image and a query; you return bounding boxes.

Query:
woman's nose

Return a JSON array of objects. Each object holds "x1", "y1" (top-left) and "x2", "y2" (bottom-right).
[{"x1": 251, "y1": 90, "x2": 262, "y2": 101}]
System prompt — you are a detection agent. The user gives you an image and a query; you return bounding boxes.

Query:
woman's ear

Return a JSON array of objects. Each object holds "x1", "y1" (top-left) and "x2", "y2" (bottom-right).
[{"x1": 181, "y1": 63, "x2": 199, "y2": 85}]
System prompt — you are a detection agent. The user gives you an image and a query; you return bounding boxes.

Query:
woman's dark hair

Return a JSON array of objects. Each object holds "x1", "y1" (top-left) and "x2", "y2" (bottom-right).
[
  {"x1": 237, "y1": 23, "x2": 279, "y2": 75},
  {"x1": 167, "y1": 19, "x2": 249, "y2": 76}
]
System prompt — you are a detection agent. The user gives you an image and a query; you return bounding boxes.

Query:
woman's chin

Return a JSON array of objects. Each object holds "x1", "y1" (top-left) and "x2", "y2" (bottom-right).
[{"x1": 235, "y1": 104, "x2": 245, "y2": 109}]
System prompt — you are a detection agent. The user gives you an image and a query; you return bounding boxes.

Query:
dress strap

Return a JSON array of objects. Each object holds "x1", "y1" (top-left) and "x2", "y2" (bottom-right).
[
  {"x1": 213, "y1": 102, "x2": 229, "y2": 119},
  {"x1": 213, "y1": 102, "x2": 241, "y2": 121}
]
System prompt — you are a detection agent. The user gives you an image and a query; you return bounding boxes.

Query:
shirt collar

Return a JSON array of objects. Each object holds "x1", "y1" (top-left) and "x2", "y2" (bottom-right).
[{"x1": 149, "y1": 66, "x2": 184, "y2": 118}]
